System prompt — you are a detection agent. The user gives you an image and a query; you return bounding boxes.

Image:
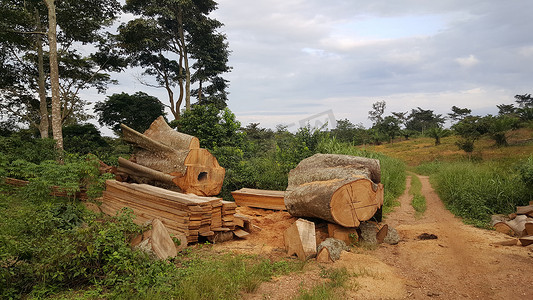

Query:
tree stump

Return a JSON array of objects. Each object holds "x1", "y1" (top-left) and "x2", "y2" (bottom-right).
[
  {"x1": 117, "y1": 116, "x2": 225, "y2": 196},
  {"x1": 284, "y1": 154, "x2": 384, "y2": 227}
]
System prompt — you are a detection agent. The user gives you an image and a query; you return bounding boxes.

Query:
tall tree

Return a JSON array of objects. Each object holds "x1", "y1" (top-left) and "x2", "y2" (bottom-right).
[
  {"x1": 405, "y1": 107, "x2": 445, "y2": 134},
  {"x1": 0, "y1": 0, "x2": 122, "y2": 147},
  {"x1": 44, "y1": 0, "x2": 62, "y2": 151},
  {"x1": 368, "y1": 100, "x2": 386, "y2": 127},
  {"x1": 448, "y1": 106, "x2": 471, "y2": 124},
  {"x1": 119, "y1": 0, "x2": 231, "y2": 120}
]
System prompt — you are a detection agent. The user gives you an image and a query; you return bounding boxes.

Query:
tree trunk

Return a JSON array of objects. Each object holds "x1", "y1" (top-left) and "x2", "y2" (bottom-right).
[
  {"x1": 118, "y1": 116, "x2": 225, "y2": 196},
  {"x1": 35, "y1": 8, "x2": 49, "y2": 139},
  {"x1": 284, "y1": 154, "x2": 383, "y2": 227},
  {"x1": 44, "y1": 0, "x2": 63, "y2": 153}
]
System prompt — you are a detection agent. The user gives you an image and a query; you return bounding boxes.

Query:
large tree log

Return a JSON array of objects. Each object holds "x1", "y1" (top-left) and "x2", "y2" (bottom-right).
[
  {"x1": 284, "y1": 154, "x2": 384, "y2": 227},
  {"x1": 118, "y1": 117, "x2": 225, "y2": 196}
]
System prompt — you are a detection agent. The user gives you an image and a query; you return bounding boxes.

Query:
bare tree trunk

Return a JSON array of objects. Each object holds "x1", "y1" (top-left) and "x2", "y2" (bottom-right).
[
  {"x1": 177, "y1": 8, "x2": 191, "y2": 111},
  {"x1": 35, "y1": 9, "x2": 49, "y2": 139},
  {"x1": 44, "y1": 0, "x2": 63, "y2": 154}
]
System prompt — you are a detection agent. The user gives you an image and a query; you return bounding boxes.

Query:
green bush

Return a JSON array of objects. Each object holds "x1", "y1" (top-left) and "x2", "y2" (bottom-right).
[{"x1": 0, "y1": 133, "x2": 57, "y2": 165}]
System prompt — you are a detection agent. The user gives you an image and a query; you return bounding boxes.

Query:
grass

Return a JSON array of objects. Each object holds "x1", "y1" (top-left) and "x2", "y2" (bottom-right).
[
  {"x1": 416, "y1": 160, "x2": 531, "y2": 227},
  {"x1": 295, "y1": 267, "x2": 350, "y2": 300},
  {"x1": 364, "y1": 128, "x2": 533, "y2": 166},
  {"x1": 408, "y1": 173, "x2": 426, "y2": 217}
]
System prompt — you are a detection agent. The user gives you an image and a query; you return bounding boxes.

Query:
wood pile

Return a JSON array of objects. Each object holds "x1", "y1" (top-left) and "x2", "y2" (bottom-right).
[
  {"x1": 116, "y1": 116, "x2": 225, "y2": 196},
  {"x1": 231, "y1": 188, "x2": 286, "y2": 210},
  {"x1": 492, "y1": 202, "x2": 533, "y2": 246},
  {"x1": 100, "y1": 180, "x2": 240, "y2": 244}
]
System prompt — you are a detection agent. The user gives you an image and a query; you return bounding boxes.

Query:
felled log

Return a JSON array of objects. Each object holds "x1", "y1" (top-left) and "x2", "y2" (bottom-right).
[
  {"x1": 284, "y1": 218, "x2": 317, "y2": 260},
  {"x1": 284, "y1": 154, "x2": 384, "y2": 227},
  {"x1": 118, "y1": 116, "x2": 225, "y2": 196}
]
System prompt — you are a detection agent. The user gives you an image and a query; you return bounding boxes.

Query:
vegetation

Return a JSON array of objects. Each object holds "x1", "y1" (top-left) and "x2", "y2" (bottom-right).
[
  {"x1": 94, "y1": 92, "x2": 167, "y2": 134},
  {"x1": 295, "y1": 267, "x2": 349, "y2": 300},
  {"x1": 0, "y1": 189, "x2": 302, "y2": 299},
  {"x1": 415, "y1": 160, "x2": 531, "y2": 227},
  {"x1": 408, "y1": 173, "x2": 426, "y2": 217}
]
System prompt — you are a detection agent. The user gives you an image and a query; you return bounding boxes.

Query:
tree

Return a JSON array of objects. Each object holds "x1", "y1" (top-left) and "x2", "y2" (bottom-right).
[
  {"x1": 426, "y1": 127, "x2": 450, "y2": 146},
  {"x1": 175, "y1": 104, "x2": 244, "y2": 150},
  {"x1": 119, "y1": 0, "x2": 231, "y2": 120},
  {"x1": 376, "y1": 115, "x2": 401, "y2": 143},
  {"x1": 448, "y1": 106, "x2": 471, "y2": 124},
  {"x1": 497, "y1": 104, "x2": 516, "y2": 116},
  {"x1": 452, "y1": 116, "x2": 484, "y2": 155},
  {"x1": 0, "y1": 0, "x2": 122, "y2": 151},
  {"x1": 94, "y1": 92, "x2": 166, "y2": 135},
  {"x1": 368, "y1": 101, "x2": 386, "y2": 126},
  {"x1": 405, "y1": 107, "x2": 445, "y2": 134},
  {"x1": 515, "y1": 94, "x2": 533, "y2": 108},
  {"x1": 62, "y1": 123, "x2": 109, "y2": 154}
]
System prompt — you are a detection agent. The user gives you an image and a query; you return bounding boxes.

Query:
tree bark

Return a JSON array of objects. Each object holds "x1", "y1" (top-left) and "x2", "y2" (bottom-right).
[
  {"x1": 44, "y1": 0, "x2": 63, "y2": 153},
  {"x1": 35, "y1": 8, "x2": 49, "y2": 139},
  {"x1": 284, "y1": 154, "x2": 383, "y2": 227}
]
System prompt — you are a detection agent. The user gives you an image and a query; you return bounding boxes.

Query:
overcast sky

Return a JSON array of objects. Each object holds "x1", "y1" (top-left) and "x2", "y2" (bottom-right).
[{"x1": 98, "y1": 0, "x2": 533, "y2": 131}]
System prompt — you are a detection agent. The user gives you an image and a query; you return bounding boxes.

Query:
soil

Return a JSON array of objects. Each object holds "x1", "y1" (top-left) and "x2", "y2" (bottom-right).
[{"x1": 213, "y1": 175, "x2": 533, "y2": 299}]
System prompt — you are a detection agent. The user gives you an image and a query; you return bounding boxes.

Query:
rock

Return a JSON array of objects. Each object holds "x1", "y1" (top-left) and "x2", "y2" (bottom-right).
[
  {"x1": 317, "y1": 238, "x2": 350, "y2": 262},
  {"x1": 384, "y1": 227, "x2": 400, "y2": 245}
]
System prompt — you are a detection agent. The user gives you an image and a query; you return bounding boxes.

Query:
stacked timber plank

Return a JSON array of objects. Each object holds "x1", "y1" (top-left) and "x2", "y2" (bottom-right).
[
  {"x1": 100, "y1": 180, "x2": 236, "y2": 244},
  {"x1": 231, "y1": 188, "x2": 286, "y2": 210}
]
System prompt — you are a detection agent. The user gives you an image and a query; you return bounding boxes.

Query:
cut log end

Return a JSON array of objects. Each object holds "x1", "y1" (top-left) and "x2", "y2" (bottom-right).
[{"x1": 330, "y1": 180, "x2": 383, "y2": 227}]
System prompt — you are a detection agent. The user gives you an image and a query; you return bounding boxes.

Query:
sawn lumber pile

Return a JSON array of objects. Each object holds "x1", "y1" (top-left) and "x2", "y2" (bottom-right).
[{"x1": 100, "y1": 180, "x2": 238, "y2": 244}]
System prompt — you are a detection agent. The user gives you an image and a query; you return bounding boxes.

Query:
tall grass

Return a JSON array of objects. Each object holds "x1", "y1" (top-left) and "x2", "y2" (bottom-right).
[
  {"x1": 416, "y1": 161, "x2": 531, "y2": 227},
  {"x1": 318, "y1": 138, "x2": 407, "y2": 213}
]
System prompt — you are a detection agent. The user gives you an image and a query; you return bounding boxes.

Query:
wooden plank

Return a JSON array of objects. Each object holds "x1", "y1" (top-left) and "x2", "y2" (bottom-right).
[
  {"x1": 231, "y1": 188, "x2": 286, "y2": 210},
  {"x1": 233, "y1": 229, "x2": 250, "y2": 238}
]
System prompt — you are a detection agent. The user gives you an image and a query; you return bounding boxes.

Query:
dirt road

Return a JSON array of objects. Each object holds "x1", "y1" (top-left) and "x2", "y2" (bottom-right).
[
  {"x1": 220, "y1": 175, "x2": 533, "y2": 299},
  {"x1": 373, "y1": 175, "x2": 533, "y2": 299}
]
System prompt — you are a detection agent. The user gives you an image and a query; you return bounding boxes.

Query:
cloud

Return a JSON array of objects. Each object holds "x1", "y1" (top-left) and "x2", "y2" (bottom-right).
[
  {"x1": 85, "y1": 0, "x2": 533, "y2": 134},
  {"x1": 455, "y1": 55, "x2": 480, "y2": 67}
]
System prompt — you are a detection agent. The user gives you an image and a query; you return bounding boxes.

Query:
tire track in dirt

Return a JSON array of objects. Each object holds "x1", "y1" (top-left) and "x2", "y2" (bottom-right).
[{"x1": 375, "y1": 175, "x2": 533, "y2": 299}]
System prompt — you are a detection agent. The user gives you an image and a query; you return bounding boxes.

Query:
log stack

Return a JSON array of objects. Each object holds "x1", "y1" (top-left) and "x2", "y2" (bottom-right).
[
  {"x1": 492, "y1": 203, "x2": 533, "y2": 246},
  {"x1": 100, "y1": 180, "x2": 237, "y2": 244},
  {"x1": 117, "y1": 116, "x2": 225, "y2": 196},
  {"x1": 284, "y1": 154, "x2": 384, "y2": 227}
]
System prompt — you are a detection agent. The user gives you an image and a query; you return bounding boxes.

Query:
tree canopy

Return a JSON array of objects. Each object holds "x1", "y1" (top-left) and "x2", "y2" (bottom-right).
[{"x1": 94, "y1": 92, "x2": 166, "y2": 134}]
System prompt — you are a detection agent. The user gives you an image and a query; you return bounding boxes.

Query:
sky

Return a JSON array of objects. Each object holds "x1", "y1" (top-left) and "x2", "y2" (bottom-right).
[{"x1": 94, "y1": 0, "x2": 533, "y2": 132}]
